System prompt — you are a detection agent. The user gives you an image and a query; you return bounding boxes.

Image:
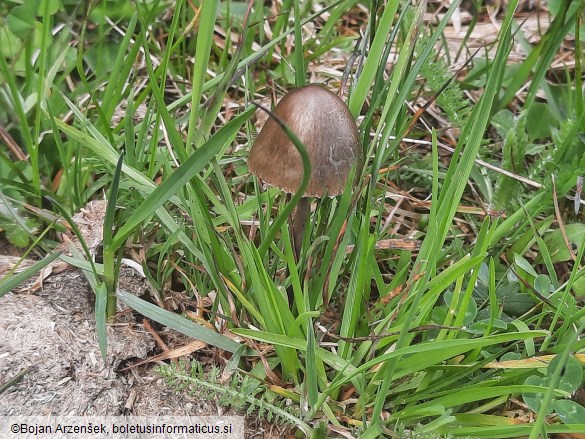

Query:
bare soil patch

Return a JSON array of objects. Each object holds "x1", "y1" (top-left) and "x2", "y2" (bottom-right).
[{"x1": 0, "y1": 266, "x2": 289, "y2": 438}]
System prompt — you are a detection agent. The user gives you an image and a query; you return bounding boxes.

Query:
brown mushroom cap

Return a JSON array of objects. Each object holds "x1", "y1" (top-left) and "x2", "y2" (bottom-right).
[{"x1": 249, "y1": 85, "x2": 361, "y2": 197}]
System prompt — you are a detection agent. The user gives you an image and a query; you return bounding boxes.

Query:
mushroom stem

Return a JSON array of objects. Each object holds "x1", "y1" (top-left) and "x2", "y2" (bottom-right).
[{"x1": 291, "y1": 197, "x2": 310, "y2": 260}]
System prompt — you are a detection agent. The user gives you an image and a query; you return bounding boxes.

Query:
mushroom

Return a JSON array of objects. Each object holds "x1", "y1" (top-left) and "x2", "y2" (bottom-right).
[{"x1": 249, "y1": 85, "x2": 361, "y2": 258}]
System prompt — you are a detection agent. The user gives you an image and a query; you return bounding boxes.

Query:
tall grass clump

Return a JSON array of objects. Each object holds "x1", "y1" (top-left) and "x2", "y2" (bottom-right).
[{"x1": 1, "y1": 0, "x2": 584, "y2": 437}]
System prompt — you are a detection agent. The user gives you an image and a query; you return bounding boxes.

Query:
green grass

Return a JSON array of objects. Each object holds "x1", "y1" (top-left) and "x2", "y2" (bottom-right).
[{"x1": 1, "y1": 0, "x2": 584, "y2": 437}]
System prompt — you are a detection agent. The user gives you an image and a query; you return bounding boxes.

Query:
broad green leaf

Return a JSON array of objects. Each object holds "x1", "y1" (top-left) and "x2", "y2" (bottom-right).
[
  {"x1": 7, "y1": 4, "x2": 36, "y2": 39},
  {"x1": 444, "y1": 290, "x2": 477, "y2": 326},
  {"x1": 543, "y1": 224, "x2": 585, "y2": 263},
  {"x1": 534, "y1": 274, "x2": 552, "y2": 296},
  {"x1": 553, "y1": 400, "x2": 585, "y2": 425},
  {"x1": 526, "y1": 102, "x2": 557, "y2": 140},
  {"x1": 514, "y1": 253, "x2": 539, "y2": 277},
  {"x1": 522, "y1": 375, "x2": 548, "y2": 414},
  {"x1": 548, "y1": 355, "x2": 583, "y2": 394}
]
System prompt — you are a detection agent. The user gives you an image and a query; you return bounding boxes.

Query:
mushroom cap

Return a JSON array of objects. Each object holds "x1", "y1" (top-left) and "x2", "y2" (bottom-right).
[{"x1": 249, "y1": 85, "x2": 361, "y2": 197}]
